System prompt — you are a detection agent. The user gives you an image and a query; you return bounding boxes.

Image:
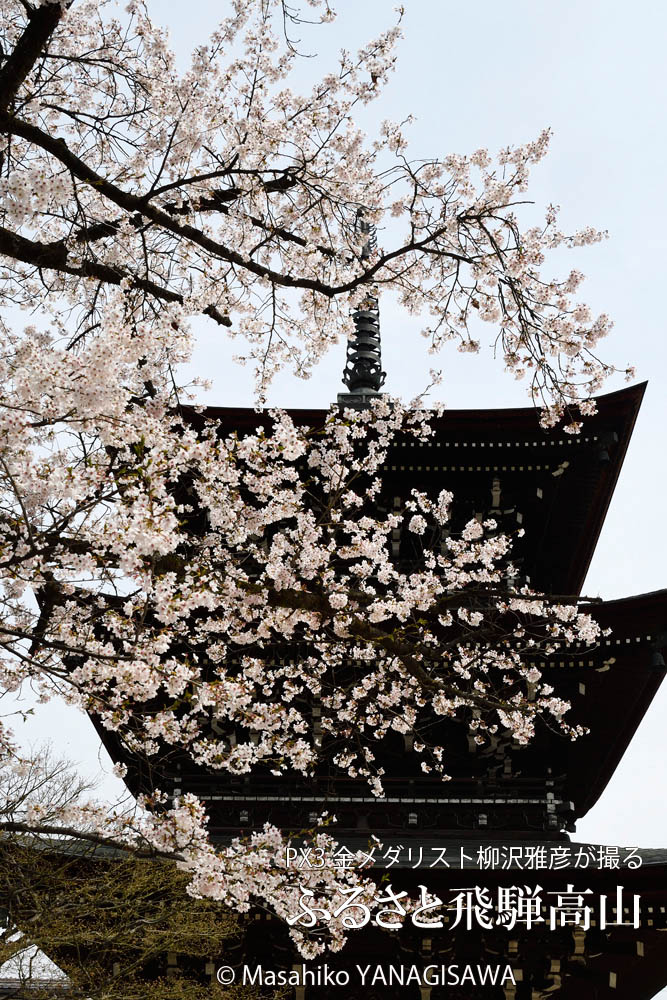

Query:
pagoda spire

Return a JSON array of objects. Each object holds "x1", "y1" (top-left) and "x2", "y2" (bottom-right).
[{"x1": 337, "y1": 209, "x2": 386, "y2": 408}]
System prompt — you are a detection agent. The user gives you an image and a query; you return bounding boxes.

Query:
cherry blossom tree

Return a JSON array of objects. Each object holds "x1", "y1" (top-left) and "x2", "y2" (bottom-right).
[{"x1": 0, "y1": 0, "x2": 629, "y2": 956}]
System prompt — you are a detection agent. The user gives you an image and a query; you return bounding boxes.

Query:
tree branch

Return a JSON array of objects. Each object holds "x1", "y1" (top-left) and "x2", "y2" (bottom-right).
[
  {"x1": 0, "y1": 224, "x2": 231, "y2": 325},
  {"x1": 0, "y1": 3, "x2": 66, "y2": 115}
]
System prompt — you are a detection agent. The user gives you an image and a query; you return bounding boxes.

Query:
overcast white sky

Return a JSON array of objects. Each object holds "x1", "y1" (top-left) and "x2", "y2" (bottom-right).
[{"x1": 9, "y1": 1, "x2": 667, "y2": 987}]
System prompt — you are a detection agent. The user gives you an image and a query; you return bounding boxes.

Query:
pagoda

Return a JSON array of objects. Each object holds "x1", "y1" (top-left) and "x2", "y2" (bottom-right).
[{"x1": 80, "y1": 286, "x2": 667, "y2": 999}]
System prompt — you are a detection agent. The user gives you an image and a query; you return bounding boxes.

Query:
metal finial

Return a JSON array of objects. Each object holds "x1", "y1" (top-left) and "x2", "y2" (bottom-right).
[{"x1": 337, "y1": 210, "x2": 386, "y2": 409}]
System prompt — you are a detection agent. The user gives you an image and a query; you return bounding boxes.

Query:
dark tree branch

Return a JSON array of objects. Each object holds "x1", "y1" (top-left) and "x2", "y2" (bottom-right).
[
  {"x1": 0, "y1": 2, "x2": 66, "y2": 115},
  {"x1": 0, "y1": 224, "x2": 231, "y2": 325}
]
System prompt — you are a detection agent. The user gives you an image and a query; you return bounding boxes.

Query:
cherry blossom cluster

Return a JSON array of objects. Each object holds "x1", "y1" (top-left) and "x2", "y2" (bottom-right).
[
  {"x1": 0, "y1": 295, "x2": 601, "y2": 786},
  {"x1": 0, "y1": 0, "x2": 631, "y2": 414}
]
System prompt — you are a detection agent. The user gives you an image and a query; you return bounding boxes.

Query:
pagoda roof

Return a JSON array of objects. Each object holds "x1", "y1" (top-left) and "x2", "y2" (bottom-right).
[
  {"x1": 552, "y1": 588, "x2": 667, "y2": 818},
  {"x1": 183, "y1": 381, "x2": 646, "y2": 597}
]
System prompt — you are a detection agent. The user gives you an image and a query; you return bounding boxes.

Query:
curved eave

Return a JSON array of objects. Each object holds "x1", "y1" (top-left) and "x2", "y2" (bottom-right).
[
  {"x1": 182, "y1": 382, "x2": 646, "y2": 597},
  {"x1": 556, "y1": 589, "x2": 667, "y2": 817}
]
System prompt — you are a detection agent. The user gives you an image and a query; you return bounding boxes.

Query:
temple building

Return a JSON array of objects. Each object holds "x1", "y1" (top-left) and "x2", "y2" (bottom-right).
[{"x1": 78, "y1": 281, "x2": 667, "y2": 997}]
